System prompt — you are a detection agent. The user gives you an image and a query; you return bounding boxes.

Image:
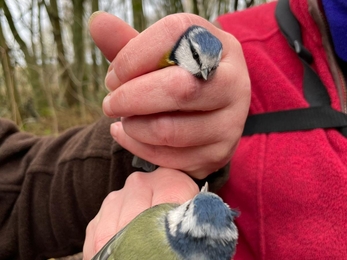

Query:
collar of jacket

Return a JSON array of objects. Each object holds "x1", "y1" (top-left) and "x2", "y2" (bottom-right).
[{"x1": 301, "y1": 0, "x2": 347, "y2": 112}]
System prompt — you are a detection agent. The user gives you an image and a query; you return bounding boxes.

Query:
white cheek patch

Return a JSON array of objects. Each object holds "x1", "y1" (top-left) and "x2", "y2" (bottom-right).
[
  {"x1": 174, "y1": 38, "x2": 201, "y2": 75},
  {"x1": 167, "y1": 200, "x2": 191, "y2": 236}
]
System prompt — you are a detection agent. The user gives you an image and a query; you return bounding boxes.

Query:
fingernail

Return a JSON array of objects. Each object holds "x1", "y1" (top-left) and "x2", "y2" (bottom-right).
[
  {"x1": 105, "y1": 68, "x2": 121, "y2": 91},
  {"x1": 107, "y1": 63, "x2": 114, "y2": 73},
  {"x1": 102, "y1": 93, "x2": 113, "y2": 116},
  {"x1": 110, "y1": 122, "x2": 120, "y2": 140},
  {"x1": 88, "y1": 11, "x2": 105, "y2": 27}
]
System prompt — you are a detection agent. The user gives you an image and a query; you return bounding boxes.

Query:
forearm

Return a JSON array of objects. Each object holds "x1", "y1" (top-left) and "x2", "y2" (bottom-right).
[{"x1": 0, "y1": 117, "x2": 135, "y2": 259}]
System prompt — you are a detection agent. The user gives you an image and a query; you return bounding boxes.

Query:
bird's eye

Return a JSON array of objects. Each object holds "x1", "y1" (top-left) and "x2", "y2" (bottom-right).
[
  {"x1": 192, "y1": 51, "x2": 199, "y2": 61},
  {"x1": 185, "y1": 203, "x2": 190, "y2": 211}
]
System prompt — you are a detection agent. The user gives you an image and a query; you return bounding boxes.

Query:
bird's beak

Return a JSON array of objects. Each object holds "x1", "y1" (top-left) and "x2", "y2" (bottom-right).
[
  {"x1": 201, "y1": 69, "x2": 209, "y2": 80},
  {"x1": 201, "y1": 182, "x2": 209, "y2": 193}
]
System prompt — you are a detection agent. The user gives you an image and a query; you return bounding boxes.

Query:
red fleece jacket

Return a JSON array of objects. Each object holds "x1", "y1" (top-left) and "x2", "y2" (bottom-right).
[{"x1": 217, "y1": 1, "x2": 347, "y2": 259}]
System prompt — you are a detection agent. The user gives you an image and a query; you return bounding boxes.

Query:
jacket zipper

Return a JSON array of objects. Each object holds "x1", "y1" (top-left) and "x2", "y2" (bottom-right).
[{"x1": 337, "y1": 66, "x2": 347, "y2": 113}]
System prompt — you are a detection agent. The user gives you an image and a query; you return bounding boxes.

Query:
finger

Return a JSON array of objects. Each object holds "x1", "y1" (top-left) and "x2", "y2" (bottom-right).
[
  {"x1": 110, "y1": 123, "x2": 232, "y2": 178},
  {"x1": 89, "y1": 11, "x2": 138, "y2": 62},
  {"x1": 87, "y1": 185, "x2": 153, "y2": 255},
  {"x1": 89, "y1": 191, "x2": 124, "y2": 254},
  {"x1": 84, "y1": 217, "x2": 97, "y2": 259},
  {"x1": 120, "y1": 108, "x2": 243, "y2": 147},
  {"x1": 107, "y1": 13, "x2": 235, "y2": 86},
  {"x1": 83, "y1": 191, "x2": 123, "y2": 257},
  {"x1": 103, "y1": 62, "x2": 238, "y2": 118},
  {"x1": 114, "y1": 173, "x2": 154, "y2": 229}
]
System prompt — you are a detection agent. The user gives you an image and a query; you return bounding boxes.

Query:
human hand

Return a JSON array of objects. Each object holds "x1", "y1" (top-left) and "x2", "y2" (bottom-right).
[
  {"x1": 82, "y1": 168, "x2": 199, "y2": 260},
  {"x1": 89, "y1": 12, "x2": 250, "y2": 179}
]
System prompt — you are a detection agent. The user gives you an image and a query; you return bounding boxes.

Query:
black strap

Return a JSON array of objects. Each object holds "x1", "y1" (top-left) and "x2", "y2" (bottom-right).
[
  {"x1": 276, "y1": 0, "x2": 330, "y2": 107},
  {"x1": 242, "y1": 0, "x2": 347, "y2": 136},
  {"x1": 243, "y1": 106, "x2": 347, "y2": 135}
]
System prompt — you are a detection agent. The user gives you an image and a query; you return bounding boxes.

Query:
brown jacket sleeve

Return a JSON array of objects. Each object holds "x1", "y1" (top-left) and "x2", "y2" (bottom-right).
[
  {"x1": 0, "y1": 117, "x2": 136, "y2": 259},
  {"x1": 0, "y1": 117, "x2": 229, "y2": 259}
]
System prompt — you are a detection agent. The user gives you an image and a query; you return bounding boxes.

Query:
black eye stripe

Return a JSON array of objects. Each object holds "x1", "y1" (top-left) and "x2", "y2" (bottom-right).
[{"x1": 188, "y1": 38, "x2": 201, "y2": 65}]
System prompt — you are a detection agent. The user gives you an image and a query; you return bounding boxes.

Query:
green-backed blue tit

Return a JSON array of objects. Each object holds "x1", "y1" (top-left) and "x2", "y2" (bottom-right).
[
  {"x1": 132, "y1": 25, "x2": 223, "y2": 172},
  {"x1": 91, "y1": 183, "x2": 238, "y2": 260}
]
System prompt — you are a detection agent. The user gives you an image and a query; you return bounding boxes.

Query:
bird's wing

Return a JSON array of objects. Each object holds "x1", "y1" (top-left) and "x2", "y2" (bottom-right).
[{"x1": 91, "y1": 203, "x2": 179, "y2": 260}]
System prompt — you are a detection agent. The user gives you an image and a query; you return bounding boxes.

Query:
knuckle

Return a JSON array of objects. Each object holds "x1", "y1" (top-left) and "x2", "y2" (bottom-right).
[
  {"x1": 160, "y1": 14, "x2": 191, "y2": 42},
  {"x1": 113, "y1": 87, "x2": 130, "y2": 115},
  {"x1": 208, "y1": 142, "x2": 233, "y2": 168},
  {"x1": 103, "y1": 190, "x2": 120, "y2": 205},
  {"x1": 152, "y1": 115, "x2": 177, "y2": 146},
  {"x1": 179, "y1": 72, "x2": 201, "y2": 104},
  {"x1": 114, "y1": 50, "x2": 133, "y2": 82},
  {"x1": 124, "y1": 171, "x2": 147, "y2": 188},
  {"x1": 168, "y1": 69, "x2": 201, "y2": 106}
]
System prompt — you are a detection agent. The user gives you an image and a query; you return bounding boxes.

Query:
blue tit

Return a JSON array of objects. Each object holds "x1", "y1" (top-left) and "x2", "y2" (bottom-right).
[
  {"x1": 91, "y1": 183, "x2": 238, "y2": 260},
  {"x1": 132, "y1": 25, "x2": 223, "y2": 172},
  {"x1": 166, "y1": 25, "x2": 223, "y2": 80}
]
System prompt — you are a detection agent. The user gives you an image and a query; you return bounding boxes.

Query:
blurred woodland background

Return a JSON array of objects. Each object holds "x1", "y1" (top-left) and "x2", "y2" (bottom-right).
[{"x1": 0, "y1": 0, "x2": 267, "y2": 135}]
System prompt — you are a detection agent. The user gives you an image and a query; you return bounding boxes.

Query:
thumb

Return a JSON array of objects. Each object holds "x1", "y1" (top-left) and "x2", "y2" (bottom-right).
[{"x1": 89, "y1": 11, "x2": 139, "y2": 61}]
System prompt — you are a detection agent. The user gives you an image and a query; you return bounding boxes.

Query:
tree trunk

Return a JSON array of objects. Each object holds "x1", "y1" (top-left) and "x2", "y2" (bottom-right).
[
  {"x1": 0, "y1": 22, "x2": 21, "y2": 125},
  {"x1": 71, "y1": 0, "x2": 86, "y2": 119},
  {"x1": 192, "y1": 0, "x2": 199, "y2": 15},
  {"x1": 45, "y1": 0, "x2": 80, "y2": 107},
  {"x1": 39, "y1": 1, "x2": 59, "y2": 134},
  {"x1": 1, "y1": 0, "x2": 45, "y2": 114},
  {"x1": 132, "y1": 0, "x2": 146, "y2": 32},
  {"x1": 90, "y1": 0, "x2": 101, "y2": 99}
]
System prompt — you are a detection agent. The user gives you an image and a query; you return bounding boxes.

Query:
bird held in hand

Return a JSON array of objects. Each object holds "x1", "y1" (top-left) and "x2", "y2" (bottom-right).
[
  {"x1": 91, "y1": 183, "x2": 239, "y2": 260},
  {"x1": 161, "y1": 25, "x2": 223, "y2": 80},
  {"x1": 132, "y1": 25, "x2": 223, "y2": 172}
]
